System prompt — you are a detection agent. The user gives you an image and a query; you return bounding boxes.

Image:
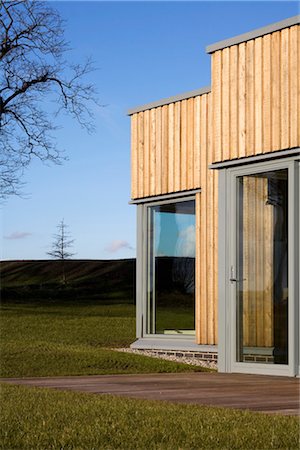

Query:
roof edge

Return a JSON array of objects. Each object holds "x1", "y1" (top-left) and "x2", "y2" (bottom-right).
[
  {"x1": 127, "y1": 86, "x2": 211, "y2": 116},
  {"x1": 206, "y1": 15, "x2": 300, "y2": 54}
]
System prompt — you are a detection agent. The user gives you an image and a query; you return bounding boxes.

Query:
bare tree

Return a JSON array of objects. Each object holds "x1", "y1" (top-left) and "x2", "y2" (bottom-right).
[
  {"x1": 47, "y1": 219, "x2": 75, "y2": 285},
  {"x1": 0, "y1": 0, "x2": 98, "y2": 199}
]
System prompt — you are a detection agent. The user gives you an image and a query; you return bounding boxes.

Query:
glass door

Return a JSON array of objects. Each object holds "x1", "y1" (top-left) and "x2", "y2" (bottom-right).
[
  {"x1": 235, "y1": 169, "x2": 288, "y2": 365},
  {"x1": 228, "y1": 160, "x2": 297, "y2": 376}
]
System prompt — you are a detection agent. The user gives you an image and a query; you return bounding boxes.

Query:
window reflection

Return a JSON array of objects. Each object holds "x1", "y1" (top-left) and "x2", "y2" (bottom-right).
[
  {"x1": 147, "y1": 200, "x2": 195, "y2": 335},
  {"x1": 236, "y1": 169, "x2": 288, "y2": 364}
]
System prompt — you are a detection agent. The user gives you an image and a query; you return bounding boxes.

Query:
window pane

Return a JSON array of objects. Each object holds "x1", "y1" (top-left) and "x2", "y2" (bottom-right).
[
  {"x1": 147, "y1": 200, "x2": 195, "y2": 335},
  {"x1": 236, "y1": 169, "x2": 288, "y2": 364}
]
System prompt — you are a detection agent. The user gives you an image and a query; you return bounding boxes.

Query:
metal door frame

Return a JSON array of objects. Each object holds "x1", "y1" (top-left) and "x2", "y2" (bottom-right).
[{"x1": 218, "y1": 155, "x2": 299, "y2": 377}]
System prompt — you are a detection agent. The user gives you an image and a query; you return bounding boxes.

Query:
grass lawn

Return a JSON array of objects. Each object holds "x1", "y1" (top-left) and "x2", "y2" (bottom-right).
[
  {"x1": 1, "y1": 383, "x2": 299, "y2": 450},
  {"x1": 1, "y1": 299, "x2": 298, "y2": 450},
  {"x1": 0, "y1": 301, "x2": 207, "y2": 377}
]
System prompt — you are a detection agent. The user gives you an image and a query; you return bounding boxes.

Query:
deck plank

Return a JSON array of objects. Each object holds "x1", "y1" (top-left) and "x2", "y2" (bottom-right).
[{"x1": 1, "y1": 372, "x2": 299, "y2": 416}]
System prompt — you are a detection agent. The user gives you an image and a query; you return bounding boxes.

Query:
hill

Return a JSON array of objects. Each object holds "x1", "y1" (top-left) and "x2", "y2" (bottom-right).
[{"x1": 0, "y1": 259, "x2": 135, "y2": 303}]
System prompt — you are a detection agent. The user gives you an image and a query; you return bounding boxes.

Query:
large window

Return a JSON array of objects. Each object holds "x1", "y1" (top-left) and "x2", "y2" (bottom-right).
[{"x1": 146, "y1": 199, "x2": 195, "y2": 335}]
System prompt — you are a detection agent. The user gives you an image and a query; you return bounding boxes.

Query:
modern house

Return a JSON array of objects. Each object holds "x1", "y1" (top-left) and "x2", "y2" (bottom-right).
[{"x1": 128, "y1": 16, "x2": 300, "y2": 377}]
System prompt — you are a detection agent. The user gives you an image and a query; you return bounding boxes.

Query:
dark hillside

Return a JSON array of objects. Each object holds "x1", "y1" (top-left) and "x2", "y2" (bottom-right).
[{"x1": 0, "y1": 259, "x2": 135, "y2": 303}]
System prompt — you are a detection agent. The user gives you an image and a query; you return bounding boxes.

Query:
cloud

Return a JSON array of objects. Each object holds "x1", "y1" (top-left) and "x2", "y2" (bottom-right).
[
  {"x1": 105, "y1": 240, "x2": 133, "y2": 253},
  {"x1": 4, "y1": 231, "x2": 32, "y2": 240},
  {"x1": 177, "y1": 225, "x2": 195, "y2": 257}
]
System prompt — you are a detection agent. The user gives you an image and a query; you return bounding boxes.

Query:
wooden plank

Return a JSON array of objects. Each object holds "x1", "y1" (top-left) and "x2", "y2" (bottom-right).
[
  {"x1": 205, "y1": 94, "x2": 212, "y2": 343},
  {"x1": 246, "y1": 40, "x2": 255, "y2": 157},
  {"x1": 137, "y1": 112, "x2": 144, "y2": 198},
  {"x1": 180, "y1": 100, "x2": 187, "y2": 190},
  {"x1": 5, "y1": 373, "x2": 299, "y2": 415},
  {"x1": 155, "y1": 107, "x2": 162, "y2": 196},
  {"x1": 205, "y1": 92, "x2": 217, "y2": 344},
  {"x1": 206, "y1": 168, "x2": 214, "y2": 344},
  {"x1": 168, "y1": 103, "x2": 175, "y2": 193},
  {"x1": 212, "y1": 51, "x2": 222, "y2": 161},
  {"x1": 298, "y1": 25, "x2": 300, "y2": 146},
  {"x1": 238, "y1": 42, "x2": 247, "y2": 158},
  {"x1": 221, "y1": 47, "x2": 230, "y2": 161},
  {"x1": 131, "y1": 114, "x2": 138, "y2": 199},
  {"x1": 289, "y1": 25, "x2": 298, "y2": 148},
  {"x1": 243, "y1": 178, "x2": 250, "y2": 346},
  {"x1": 213, "y1": 170, "x2": 218, "y2": 343},
  {"x1": 262, "y1": 34, "x2": 272, "y2": 153},
  {"x1": 271, "y1": 31, "x2": 281, "y2": 151},
  {"x1": 281, "y1": 27, "x2": 290, "y2": 149},
  {"x1": 229, "y1": 45, "x2": 238, "y2": 159},
  {"x1": 248, "y1": 176, "x2": 256, "y2": 346},
  {"x1": 264, "y1": 196, "x2": 274, "y2": 347},
  {"x1": 207, "y1": 93, "x2": 212, "y2": 166},
  {"x1": 143, "y1": 110, "x2": 150, "y2": 197},
  {"x1": 256, "y1": 178, "x2": 264, "y2": 346},
  {"x1": 193, "y1": 96, "x2": 201, "y2": 189},
  {"x1": 161, "y1": 105, "x2": 169, "y2": 194},
  {"x1": 254, "y1": 38, "x2": 263, "y2": 155},
  {"x1": 149, "y1": 108, "x2": 156, "y2": 197},
  {"x1": 187, "y1": 97, "x2": 194, "y2": 189},
  {"x1": 200, "y1": 95, "x2": 208, "y2": 165},
  {"x1": 174, "y1": 102, "x2": 181, "y2": 192},
  {"x1": 254, "y1": 179, "x2": 259, "y2": 346},
  {"x1": 199, "y1": 95, "x2": 208, "y2": 344}
]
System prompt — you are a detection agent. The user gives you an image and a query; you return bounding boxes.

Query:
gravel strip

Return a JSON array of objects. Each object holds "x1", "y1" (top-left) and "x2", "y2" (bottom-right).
[{"x1": 114, "y1": 348, "x2": 217, "y2": 370}]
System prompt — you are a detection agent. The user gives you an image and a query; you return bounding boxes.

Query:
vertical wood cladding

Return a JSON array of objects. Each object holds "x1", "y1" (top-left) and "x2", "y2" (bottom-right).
[
  {"x1": 131, "y1": 93, "x2": 219, "y2": 345},
  {"x1": 211, "y1": 25, "x2": 300, "y2": 163},
  {"x1": 131, "y1": 94, "x2": 210, "y2": 199}
]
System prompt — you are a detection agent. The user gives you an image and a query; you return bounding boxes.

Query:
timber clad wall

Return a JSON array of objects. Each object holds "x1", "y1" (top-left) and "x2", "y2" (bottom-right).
[
  {"x1": 131, "y1": 93, "x2": 218, "y2": 344},
  {"x1": 131, "y1": 94, "x2": 210, "y2": 199},
  {"x1": 131, "y1": 93, "x2": 219, "y2": 345},
  {"x1": 211, "y1": 25, "x2": 300, "y2": 163},
  {"x1": 130, "y1": 20, "x2": 299, "y2": 346}
]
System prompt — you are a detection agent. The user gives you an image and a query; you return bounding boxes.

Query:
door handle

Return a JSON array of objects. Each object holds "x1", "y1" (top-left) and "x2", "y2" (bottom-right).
[
  {"x1": 230, "y1": 278, "x2": 246, "y2": 283},
  {"x1": 230, "y1": 266, "x2": 245, "y2": 283}
]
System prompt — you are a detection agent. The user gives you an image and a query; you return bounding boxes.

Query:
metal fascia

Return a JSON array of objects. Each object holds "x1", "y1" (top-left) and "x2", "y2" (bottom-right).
[
  {"x1": 129, "y1": 189, "x2": 201, "y2": 205},
  {"x1": 209, "y1": 149, "x2": 300, "y2": 170},
  {"x1": 127, "y1": 86, "x2": 211, "y2": 116},
  {"x1": 206, "y1": 15, "x2": 300, "y2": 54}
]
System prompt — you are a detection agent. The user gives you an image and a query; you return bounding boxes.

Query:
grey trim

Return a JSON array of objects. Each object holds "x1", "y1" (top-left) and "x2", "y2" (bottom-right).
[
  {"x1": 209, "y1": 149, "x2": 300, "y2": 170},
  {"x1": 223, "y1": 157, "x2": 299, "y2": 377},
  {"x1": 131, "y1": 338, "x2": 217, "y2": 353},
  {"x1": 136, "y1": 194, "x2": 197, "y2": 341},
  {"x1": 217, "y1": 169, "x2": 228, "y2": 373},
  {"x1": 127, "y1": 86, "x2": 211, "y2": 116},
  {"x1": 136, "y1": 205, "x2": 143, "y2": 338},
  {"x1": 206, "y1": 15, "x2": 300, "y2": 54},
  {"x1": 243, "y1": 347, "x2": 274, "y2": 356},
  {"x1": 130, "y1": 189, "x2": 201, "y2": 205},
  {"x1": 288, "y1": 163, "x2": 296, "y2": 376},
  {"x1": 143, "y1": 332, "x2": 195, "y2": 340}
]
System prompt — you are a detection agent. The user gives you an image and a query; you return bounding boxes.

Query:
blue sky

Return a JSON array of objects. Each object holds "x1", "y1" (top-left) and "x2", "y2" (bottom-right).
[
  {"x1": 155, "y1": 213, "x2": 195, "y2": 258},
  {"x1": 1, "y1": 1, "x2": 298, "y2": 261}
]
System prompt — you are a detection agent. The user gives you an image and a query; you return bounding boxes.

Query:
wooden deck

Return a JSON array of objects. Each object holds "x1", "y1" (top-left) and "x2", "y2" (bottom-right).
[{"x1": 1, "y1": 372, "x2": 299, "y2": 416}]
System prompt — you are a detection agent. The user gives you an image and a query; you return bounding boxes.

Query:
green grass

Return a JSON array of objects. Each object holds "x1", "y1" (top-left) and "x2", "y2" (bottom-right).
[
  {"x1": 1, "y1": 383, "x2": 299, "y2": 450},
  {"x1": 1, "y1": 299, "x2": 298, "y2": 449},
  {"x1": 0, "y1": 301, "x2": 207, "y2": 377}
]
